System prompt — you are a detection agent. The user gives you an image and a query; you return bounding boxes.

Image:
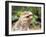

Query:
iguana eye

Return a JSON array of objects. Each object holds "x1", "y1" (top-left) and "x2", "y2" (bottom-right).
[
  {"x1": 25, "y1": 14, "x2": 33, "y2": 18},
  {"x1": 26, "y1": 16, "x2": 29, "y2": 18}
]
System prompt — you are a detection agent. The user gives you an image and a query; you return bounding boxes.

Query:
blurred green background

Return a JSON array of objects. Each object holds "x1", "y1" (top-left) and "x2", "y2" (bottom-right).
[{"x1": 12, "y1": 6, "x2": 41, "y2": 29}]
